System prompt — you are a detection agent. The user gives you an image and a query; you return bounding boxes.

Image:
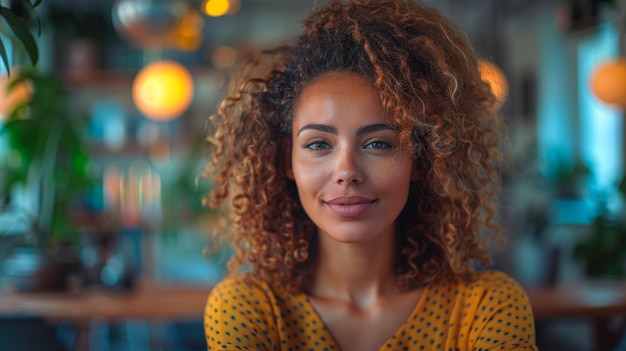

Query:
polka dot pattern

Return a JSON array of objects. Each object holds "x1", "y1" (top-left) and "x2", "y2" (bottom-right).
[{"x1": 204, "y1": 270, "x2": 538, "y2": 350}]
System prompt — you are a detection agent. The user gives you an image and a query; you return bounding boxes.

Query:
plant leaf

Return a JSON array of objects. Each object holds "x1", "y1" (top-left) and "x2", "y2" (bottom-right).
[
  {"x1": 0, "y1": 39, "x2": 9, "y2": 75},
  {"x1": 0, "y1": 6, "x2": 38, "y2": 66},
  {"x1": 31, "y1": 0, "x2": 43, "y2": 9},
  {"x1": 18, "y1": 0, "x2": 41, "y2": 36}
]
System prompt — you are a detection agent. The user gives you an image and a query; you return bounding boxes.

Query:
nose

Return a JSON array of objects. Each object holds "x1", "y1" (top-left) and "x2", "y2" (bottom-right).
[{"x1": 335, "y1": 147, "x2": 363, "y2": 185}]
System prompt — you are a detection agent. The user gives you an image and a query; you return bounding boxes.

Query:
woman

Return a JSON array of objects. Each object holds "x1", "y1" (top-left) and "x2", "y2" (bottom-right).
[{"x1": 203, "y1": 0, "x2": 537, "y2": 350}]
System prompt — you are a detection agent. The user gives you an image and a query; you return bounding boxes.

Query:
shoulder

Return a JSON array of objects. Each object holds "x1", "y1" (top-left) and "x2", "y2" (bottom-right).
[
  {"x1": 208, "y1": 274, "x2": 269, "y2": 296},
  {"x1": 433, "y1": 270, "x2": 528, "y2": 297},
  {"x1": 429, "y1": 270, "x2": 532, "y2": 315},
  {"x1": 452, "y1": 270, "x2": 538, "y2": 350},
  {"x1": 206, "y1": 274, "x2": 278, "y2": 310},
  {"x1": 455, "y1": 270, "x2": 532, "y2": 312},
  {"x1": 466, "y1": 270, "x2": 528, "y2": 295},
  {"x1": 205, "y1": 275, "x2": 287, "y2": 349}
]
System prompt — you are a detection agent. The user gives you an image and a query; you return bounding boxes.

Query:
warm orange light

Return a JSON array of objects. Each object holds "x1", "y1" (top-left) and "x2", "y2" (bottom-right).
[
  {"x1": 178, "y1": 10, "x2": 203, "y2": 36},
  {"x1": 590, "y1": 59, "x2": 626, "y2": 109},
  {"x1": 174, "y1": 11, "x2": 204, "y2": 51},
  {"x1": 478, "y1": 60, "x2": 508, "y2": 110},
  {"x1": 212, "y1": 46, "x2": 238, "y2": 69},
  {"x1": 226, "y1": 0, "x2": 240, "y2": 15},
  {"x1": 176, "y1": 32, "x2": 203, "y2": 52},
  {"x1": 203, "y1": 0, "x2": 230, "y2": 17},
  {"x1": 132, "y1": 60, "x2": 194, "y2": 121},
  {"x1": 0, "y1": 74, "x2": 32, "y2": 120}
]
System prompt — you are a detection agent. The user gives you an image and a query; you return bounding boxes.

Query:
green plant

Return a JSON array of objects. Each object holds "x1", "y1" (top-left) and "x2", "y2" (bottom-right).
[
  {"x1": 0, "y1": 67, "x2": 93, "y2": 251},
  {"x1": 572, "y1": 178, "x2": 626, "y2": 278},
  {"x1": 547, "y1": 156, "x2": 591, "y2": 199},
  {"x1": 0, "y1": 0, "x2": 41, "y2": 75},
  {"x1": 573, "y1": 206, "x2": 626, "y2": 278}
]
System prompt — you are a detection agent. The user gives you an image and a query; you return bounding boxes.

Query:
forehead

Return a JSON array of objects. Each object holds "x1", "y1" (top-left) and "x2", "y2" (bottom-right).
[
  {"x1": 292, "y1": 72, "x2": 386, "y2": 126},
  {"x1": 302, "y1": 71, "x2": 374, "y2": 97}
]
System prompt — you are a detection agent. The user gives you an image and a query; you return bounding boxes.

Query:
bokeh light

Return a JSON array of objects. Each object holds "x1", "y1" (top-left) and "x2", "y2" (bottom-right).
[
  {"x1": 0, "y1": 74, "x2": 32, "y2": 121},
  {"x1": 589, "y1": 59, "x2": 626, "y2": 109},
  {"x1": 203, "y1": 0, "x2": 230, "y2": 17},
  {"x1": 478, "y1": 60, "x2": 509, "y2": 110},
  {"x1": 211, "y1": 46, "x2": 238, "y2": 69},
  {"x1": 174, "y1": 10, "x2": 204, "y2": 51},
  {"x1": 132, "y1": 60, "x2": 194, "y2": 121}
]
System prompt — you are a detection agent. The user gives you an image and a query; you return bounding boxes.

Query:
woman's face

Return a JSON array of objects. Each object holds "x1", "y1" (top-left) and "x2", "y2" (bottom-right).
[{"x1": 288, "y1": 72, "x2": 415, "y2": 244}]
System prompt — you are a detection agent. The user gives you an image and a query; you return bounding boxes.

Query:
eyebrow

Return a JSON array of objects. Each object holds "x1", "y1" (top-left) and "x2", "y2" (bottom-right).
[{"x1": 296, "y1": 123, "x2": 396, "y2": 136}]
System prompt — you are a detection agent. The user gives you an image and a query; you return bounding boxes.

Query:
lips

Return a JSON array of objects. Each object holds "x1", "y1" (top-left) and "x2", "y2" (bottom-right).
[{"x1": 323, "y1": 196, "x2": 376, "y2": 218}]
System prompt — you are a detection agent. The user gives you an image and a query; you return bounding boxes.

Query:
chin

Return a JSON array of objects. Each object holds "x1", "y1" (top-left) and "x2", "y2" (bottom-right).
[{"x1": 318, "y1": 224, "x2": 395, "y2": 245}]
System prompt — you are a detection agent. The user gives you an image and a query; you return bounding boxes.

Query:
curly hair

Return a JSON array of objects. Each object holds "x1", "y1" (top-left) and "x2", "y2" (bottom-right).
[{"x1": 202, "y1": 0, "x2": 506, "y2": 292}]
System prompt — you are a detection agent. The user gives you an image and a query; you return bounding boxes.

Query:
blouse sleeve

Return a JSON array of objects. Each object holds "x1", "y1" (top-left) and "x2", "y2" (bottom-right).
[
  {"x1": 468, "y1": 272, "x2": 539, "y2": 350},
  {"x1": 204, "y1": 276, "x2": 279, "y2": 351}
]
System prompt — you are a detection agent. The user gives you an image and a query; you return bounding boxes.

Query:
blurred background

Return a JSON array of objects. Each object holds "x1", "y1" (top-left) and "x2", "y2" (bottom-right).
[{"x1": 0, "y1": 0, "x2": 626, "y2": 350}]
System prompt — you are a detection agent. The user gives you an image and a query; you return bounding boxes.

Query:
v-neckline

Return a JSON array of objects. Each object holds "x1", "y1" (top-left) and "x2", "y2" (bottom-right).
[{"x1": 294, "y1": 283, "x2": 431, "y2": 351}]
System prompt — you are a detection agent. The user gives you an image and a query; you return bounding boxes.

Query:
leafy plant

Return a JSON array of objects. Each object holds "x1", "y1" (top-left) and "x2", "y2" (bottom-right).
[
  {"x1": 0, "y1": 0, "x2": 41, "y2": 75},
  {"x1": 572, "y1": 177, "x2": 626, "y2": 278},
  {"x1": 573, "y1": 207, "x2": 626, "y2": 278},
  {"x1": 547, "y1": 156, "x2": 591, "y2": 199},
  {"x1": 0, "y1": 67, "x2": 93, "y2": 250}
]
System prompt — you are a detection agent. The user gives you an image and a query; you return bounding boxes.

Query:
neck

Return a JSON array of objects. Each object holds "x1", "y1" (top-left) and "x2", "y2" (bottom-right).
[{"x1": 307, "y1": 230, "x2": 399, "y2": 308}]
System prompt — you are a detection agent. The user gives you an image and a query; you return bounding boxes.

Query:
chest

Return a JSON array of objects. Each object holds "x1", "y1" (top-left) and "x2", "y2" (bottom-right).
[{"x1": 307, "y1": 290, "x2": 423, "y2": 351}]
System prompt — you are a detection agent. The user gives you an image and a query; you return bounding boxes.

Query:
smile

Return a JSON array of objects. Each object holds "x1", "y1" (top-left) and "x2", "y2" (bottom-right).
[{"x1": 323, "y1": 196, "x2": 376, "y2": 218}]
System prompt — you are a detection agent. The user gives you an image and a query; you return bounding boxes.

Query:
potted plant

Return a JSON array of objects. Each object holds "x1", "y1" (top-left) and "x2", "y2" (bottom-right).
[
  {"x1": 549, "y1": 157, "x2": 591, "y2": 199},
  {"x1": 572, "y1": 178, "x2": 626, "y2": 279},
  {"x1": 0, "y1": 67, "x2": 93, "y2": 291}
]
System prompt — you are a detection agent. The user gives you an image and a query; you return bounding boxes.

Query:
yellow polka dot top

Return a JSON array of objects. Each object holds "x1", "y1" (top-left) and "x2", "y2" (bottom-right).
[{"x1": 205, "y1": 270, "x2": 538, "y2": 350}]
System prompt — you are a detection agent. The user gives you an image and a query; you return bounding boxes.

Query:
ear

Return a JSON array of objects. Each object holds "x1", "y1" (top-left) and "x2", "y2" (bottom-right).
[{"x1": 281, "y1": 137, "x2": 294, "y2": 180}]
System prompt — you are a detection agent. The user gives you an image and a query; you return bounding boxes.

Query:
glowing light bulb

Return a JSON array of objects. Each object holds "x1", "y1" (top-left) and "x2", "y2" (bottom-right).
[
  {"x1": 590, "y1": 59, "x2": 626, "y2": 109},
  {"x1": 203, "y1": 0, "x2": 230, "y2": 17},
  {"x1": 132, "y1": 60, "x2": 194, "y2": 120}
]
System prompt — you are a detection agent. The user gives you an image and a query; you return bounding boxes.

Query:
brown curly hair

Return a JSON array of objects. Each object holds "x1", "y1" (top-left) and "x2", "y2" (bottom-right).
[{"x1": 202, "y1": 0, "x2": 507, "y2": 292}]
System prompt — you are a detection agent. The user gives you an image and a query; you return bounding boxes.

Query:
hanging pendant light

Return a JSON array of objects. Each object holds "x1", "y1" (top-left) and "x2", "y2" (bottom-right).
[
  {"x1": 589, "y1": 58, "x2": 626, "y2": 109},
  {"x1": 132, "y1": 60, "x2": 194, "y2": 121},
  {"x1": 112, "y1": 0, "x2": 187, "y2": 50},
  {"x1": 203, "y1": 0, "x2": 230, "y2": 17}
]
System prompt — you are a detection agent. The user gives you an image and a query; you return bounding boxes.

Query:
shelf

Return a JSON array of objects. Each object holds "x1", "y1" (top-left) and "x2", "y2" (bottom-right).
[{"x1": 63, "y1": 68, "x2": 136, "y2": 92}]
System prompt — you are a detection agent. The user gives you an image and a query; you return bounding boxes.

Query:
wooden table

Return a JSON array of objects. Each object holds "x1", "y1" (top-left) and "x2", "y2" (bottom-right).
[
  {"x1": 526, "y1": 279, "x2": 626, "y2": 349},
  {"x1": 0, "y1": 280, "x2": 213, "y2": 322},
  {"x1": 526, "y1": 279, "x2": 626, "y2": 320},
  {"x1": 0, "y1": 280, "x2": 213, "y2": 350}
]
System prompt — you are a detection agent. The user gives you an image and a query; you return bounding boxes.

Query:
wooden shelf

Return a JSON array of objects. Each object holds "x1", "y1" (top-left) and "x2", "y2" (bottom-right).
[{"x1": 63, "y1": 68, "x2": 136, "y2": 92}]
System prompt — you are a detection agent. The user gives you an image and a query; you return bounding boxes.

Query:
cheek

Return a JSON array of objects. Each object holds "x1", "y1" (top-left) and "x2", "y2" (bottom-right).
[
  {"x1": 291, "y1": 152, "x2": 327, "y2": 193},
  {"x1": 291, "y1": 157, "x2": 327, "y2": 193},
  {"x1": 382, "y1": 162, "x2": 414, "y2": 195}
]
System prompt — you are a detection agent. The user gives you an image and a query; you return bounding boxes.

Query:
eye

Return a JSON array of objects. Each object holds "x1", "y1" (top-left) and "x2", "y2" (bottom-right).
[
  {"x1": 304, "y1": 140, "x2": 332, "y2": 151},
  {"x1": 364, "y1": 139, "x2": 394, "y2": 150}
]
